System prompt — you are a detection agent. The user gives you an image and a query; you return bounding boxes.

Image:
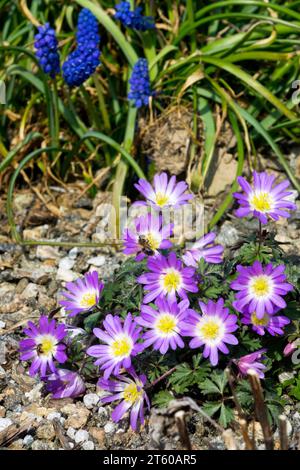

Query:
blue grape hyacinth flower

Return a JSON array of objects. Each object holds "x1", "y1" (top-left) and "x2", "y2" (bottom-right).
[
  {"x1": 62, "y1": 46, "x2": 101, "y2": 88},
  {"x1": 128, "y1": 59, "x2": 153, "y2": 108},
  {"x1": 34, "y1": 23, "x2": 60, "y2": 77},
  {"x1": 114, "y1": 1, "x2": 155, "y2": 31},
  {"x1": 62, "y1": 8, "x2": 101, "y2": 87},
  {"x1": 76, "y1": 8, "x2": 101, "y2": 47}
]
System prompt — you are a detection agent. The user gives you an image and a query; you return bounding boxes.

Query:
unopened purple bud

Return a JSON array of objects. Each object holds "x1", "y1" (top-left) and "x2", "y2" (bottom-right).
[{"x1": 44, "y1": 369, "x2": 86, "y2": 398}]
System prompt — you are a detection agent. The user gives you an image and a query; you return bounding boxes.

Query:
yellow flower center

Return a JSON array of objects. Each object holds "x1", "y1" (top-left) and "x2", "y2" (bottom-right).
[
  {"x1": 80, "y1": 291, "x2": 96, "y2": 309},
  {"x1": 163, "y1": 270, "x2": 181, "y2": 293},
  {"x1": 199, "y1": 321, "x2": 220, "y2": 341},
  {"x1": 39, "y1": 337, "x2": 56, "y2": 355},
  {"x1": 123, "y1": 383, "x2": 143, "y2": 404},
  {"x1": 111, "y1": 337, "x2": 132, "y2": 358},
  {"x1": 251, "y1": 276, "x2": 271, "y2": 297},
  {"x1": 155, "y1": 314, "x2": 177, "y2": 336},
  {"x1": 145, "y1": 233, "x2": 160, "y2": 251},
  {"x1": 251, "y1": 192, "x2": 272, "y2": 212},
  {"x1": 251, "y1": 312, "x2": 270, "y2": 326},
  {"x1": 155, "y1": 192, "x2": 169, "y2": 207}
]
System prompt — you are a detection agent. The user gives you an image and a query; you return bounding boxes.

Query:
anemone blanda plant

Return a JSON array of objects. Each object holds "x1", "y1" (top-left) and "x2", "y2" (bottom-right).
[{"x1": 19, "y1": 170, "x2": 298, "y2": 431}]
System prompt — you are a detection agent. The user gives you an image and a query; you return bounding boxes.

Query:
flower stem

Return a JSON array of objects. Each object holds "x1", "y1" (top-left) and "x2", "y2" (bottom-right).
[{"x1": 146, "y1": 365, "x2": 178, "y2": 390}]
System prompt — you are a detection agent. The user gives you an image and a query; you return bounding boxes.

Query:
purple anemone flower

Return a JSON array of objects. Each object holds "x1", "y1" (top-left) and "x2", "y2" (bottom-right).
[
  {"x1": 231, "y1": 261, "x2": 293, "y2": 319},
  {"x1": 59, "y1": 271, "x2": 104, "y2": 317},
  {"x1": 134, "y1": 173, "x2": 193, "y2": 210},
  {"x1": 19, "y1": 316, "x2": 67, "y2": 377},
  {"x1": 98, "y1": 368, "x2": 150, "y2": 431},
  {"x1": 233, "y1": 171, "x2": 296, "y2": 224},
  {"x1": 44, "y1": 369, "x2": 86, "y2": 398},
  {"x1": 137, "y1": 252, "x2": 198, "y2": 304},
  {"x1": 87, "y1": 314, "x2": 143, "y2": 379},
  {"x1": 241, "y1": 307, "x2": 290, "y2": 336},
  {"x1": 182, "y1": 232, "x2": 224, "y2": 267},
  {"x1": 234, "y1": 349, "x2": 267, "y2": 379},
  {"x1": 135, "y1": 297, "x2": 190, "y2": 354},
  {"x1": 123, "y1": 214, "x2": 173, "y2": 261},
  {"x1": 182, "y1": 298, "x2": 238, "y2": 366}
]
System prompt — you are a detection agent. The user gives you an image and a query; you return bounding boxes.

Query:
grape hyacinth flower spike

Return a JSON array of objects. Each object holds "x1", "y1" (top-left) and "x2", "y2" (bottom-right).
[
  {"x1": 128, "y1": 59, "x2": 152, "y2": 108},
  {"x1": 114, "y1": 1, "x2": 155, "y2": 31},
  {"x1": 62, "y1": 8, "x2": 101, "y2": 87},
  {"x1": 99, "y1": 368, "x2": 150, "y2": 431},
  {"x1": 34, "y1": 23, "x2": 60, "y2": 77},
  {"x1": 59, "y1": 271, "x2": 104, "y2": 317},
  {"x1": 233, "y1": 171, "x2": 296, "y2": 224},
  {"x1": 19, "y1": 316, "x2": 67, "y2": 377},
  {"x1": 76, "y1": 8, "x2": 100, "y2": 47}
]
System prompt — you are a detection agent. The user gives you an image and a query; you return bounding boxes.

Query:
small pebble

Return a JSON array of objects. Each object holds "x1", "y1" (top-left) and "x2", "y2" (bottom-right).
[
  {"x1": 47, "y1": 412, "x2": 61, "y2": 421},
  {"x1": 104, "y1": 422, "x2": 116, "y2": 434},
  {"x1": 84, "y1": 393, "x2": 100, "y2": 409},
  {"x1": 0, "y1": 321, "x2": 6, "y2": 329},
  {"x1": 75, "y1": 429, "x2": 89, "y2": 443},
  {"x1": 67, "y1": 427, "x2": 76, "y2": 439},
  {"x1": 82, "y1": 440, "x2": 95, "y2": 450},
  {"x1": 87, "y1": 256, "x2": 105, "y2": 267},
  {"x1": 0, "y1": 418, "x2": 13, "y2": 432},
  {"x1": 23, "y1": 435, "x2": 34, "y2": 446}
]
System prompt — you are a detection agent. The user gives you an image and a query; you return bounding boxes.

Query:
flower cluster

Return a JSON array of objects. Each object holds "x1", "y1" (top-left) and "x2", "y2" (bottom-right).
[
  {"x1": 76, "y1": 8, "x2": 100, "y2": 47},
  {"x1": 19, "y1": 171, "x2": 296, "y2": 432},
  {"x1": 34, "y1": 23, "x2": 60, "y2": 77},
  {"x1": 128, "y1": 59, "x2": 152, "y2": 108},
  {"x1": 114, "y1": 1, "x2": 155, "y2": 31},
  {"x1": 62, "y1": 8, "x2": 101, "y2": 87}
]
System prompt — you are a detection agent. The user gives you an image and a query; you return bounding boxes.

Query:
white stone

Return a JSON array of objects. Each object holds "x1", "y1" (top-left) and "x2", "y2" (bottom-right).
[
  {"x1": 20, "y1": 283, "x2": 39, "y2": 299},
  {"x1": 104, "y1": 422, "x2": 116, "y2": 434},
  {"x1": 74, "y1": 429, "x2": 89, "y2": 443},
  {"x1": 66, "y1": 427, "x2": 76, "y2": 439},
  {"x1": 98, "y1": 406, "x2": 108, "y2": 418},
  {"x1": 23, "y1": 435, "x2": 34, "y2": 446},
  {"x1": 56, "y1": 268, "x2": 78, "y2": 282},
  {"x1": 68, "y1": 248, "x2": 78, "y2": 259},
  {"x1": 25, "y1": 383, "x2": 43, "y2": 402},
  {"x1": 0, "y1": 418, "x2": 13, "y2": 432},
  {"x1": 36, "y1": 245, "x2": 60, "y2": 260},
  {"x1": 0, "y1": 321, "x2": 6, "y2": 329},
  {"x1": 59, "y1": 257, "x2": 75, "y2": 271},
  {"x1": 82, "y1": 440, "x2": 95, "y2": 450},
  {"x1": 83, "y1": 393, "x2": 100, "y2": 409},
  {"x1": 87, "y1": 256, "x2": 105, "y2": 267},
  {"x1": 47, "y1": 412, "x2": 61, "y2": 421}
]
